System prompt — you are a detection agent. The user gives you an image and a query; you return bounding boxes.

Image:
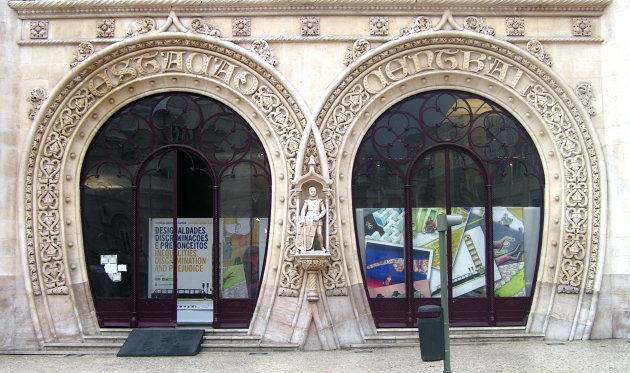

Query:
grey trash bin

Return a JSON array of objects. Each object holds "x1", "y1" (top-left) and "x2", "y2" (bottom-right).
[{"x1": 417, "y1": 305, "x2": 444, "y2": 361}]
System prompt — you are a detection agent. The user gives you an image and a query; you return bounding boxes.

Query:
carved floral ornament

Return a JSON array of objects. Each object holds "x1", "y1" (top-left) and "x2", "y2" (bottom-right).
[
  {"x1": 314, "y1": 33, "x2": 603, "y2": 296},
  {"x1": 24, "y1": 36, "x2": 305, "y2": 296}
]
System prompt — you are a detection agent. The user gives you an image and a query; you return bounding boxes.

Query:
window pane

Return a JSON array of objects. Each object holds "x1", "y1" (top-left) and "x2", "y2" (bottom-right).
[
  {"x1": 492, "y1": 159, "x2": 543, "y2": 297},
  {"x1": 140, "y1": 151, "x2": 175, "y2": 300},
  {"x1": 220, "y1": 163, "x2": 269, "y2": 299},
  {"x1": 82, "y1": 163, "x2": 132, "y2": 298},
  {"x1": 354, "y1": 161, "x2": 405, "y2": 298},
  {"x1": 450, "y1": 150, "x2": 488, "y2": 298},
  {"x1": 411, "y1": 151, "x2": 445, "y2": 298}
]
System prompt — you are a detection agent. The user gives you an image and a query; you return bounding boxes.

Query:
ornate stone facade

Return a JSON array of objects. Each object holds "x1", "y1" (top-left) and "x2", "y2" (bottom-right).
[{"x1": 3, "y1": 0, "x2": 629, "y2": 352}]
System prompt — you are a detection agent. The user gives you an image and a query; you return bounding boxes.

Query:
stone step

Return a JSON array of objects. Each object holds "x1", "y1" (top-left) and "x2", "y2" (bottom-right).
[
  {"x1": 38, "y1": 327, "x2": 543, "y2": 354},
  {"x1": 353, "y1": 327, "x2": 544, "y2": 348},
  {"x1": 40, "y1": 328, "x2": 275, "y2": 354},
  {"x1": 202, "y1": 334, "x2": 260, "y2": 343},
  {"x1": 200, "y1": 343, "x2": 299, "y2": 351},
  {"x1": 43, "y1": 342, "x2": 123, "y2": 353},
  {"x1": 377, "y1": 326, "x2": 531, "y2": 336}
]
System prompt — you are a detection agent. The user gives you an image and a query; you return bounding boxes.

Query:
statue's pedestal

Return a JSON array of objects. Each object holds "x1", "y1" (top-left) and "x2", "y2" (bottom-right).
[
  {"x1": 290, "y1": 251, "x2": 338, "y2": 350},
  {"x1": 294, "y1": 251, "x2": 331, "y2": 302}
]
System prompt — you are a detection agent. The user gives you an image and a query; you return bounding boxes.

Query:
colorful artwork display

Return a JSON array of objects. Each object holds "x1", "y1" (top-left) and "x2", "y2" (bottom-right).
[
  {"x1": 360, "y1": 206, "x2": 535, "y2": 299},
  {"x1": 365, "y1": 240, "x2": 433, "y2": 298},
  {"x1": 220, "y1": 218, "x2": 267, "y2": 299}
]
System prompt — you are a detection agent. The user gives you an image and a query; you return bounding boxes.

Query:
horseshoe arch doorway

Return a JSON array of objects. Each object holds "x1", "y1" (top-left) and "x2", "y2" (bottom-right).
[
  {"x1": 352, "y1": 90, "x2": 544, "y2": 327},
  {"x1": 81, "y1": 92, "x2": 271, "y2": 328}
]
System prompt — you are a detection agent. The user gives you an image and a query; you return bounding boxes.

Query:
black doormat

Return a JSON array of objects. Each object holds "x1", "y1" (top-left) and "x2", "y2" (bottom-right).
[{"x1": 117, "y1": 329, "x2": 205, "y2": 357}]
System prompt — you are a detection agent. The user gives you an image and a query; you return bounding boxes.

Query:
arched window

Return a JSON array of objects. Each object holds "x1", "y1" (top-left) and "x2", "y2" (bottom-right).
[
  {"x1": 81, "y1": 93, "x2": 270, "y2": 328},
  {"x1": 353, "y1": 90, "x2": 543, "y2": 326}
]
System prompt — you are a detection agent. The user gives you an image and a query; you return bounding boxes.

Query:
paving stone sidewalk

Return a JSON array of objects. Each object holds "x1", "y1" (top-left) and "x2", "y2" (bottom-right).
[{"x1": 1, "y1": 339, "x2": 629, "y2": 373}]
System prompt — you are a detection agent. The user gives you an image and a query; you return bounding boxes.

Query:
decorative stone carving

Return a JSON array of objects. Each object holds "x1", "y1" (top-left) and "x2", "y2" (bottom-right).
[
  {"x1": 316, "y1": 36, "x2": 602, "y2": 299},
  {"x1": 526, "y1": 40, "x2": 552, "y2": 67},
  {"x1": 28, "y1": 88, "x2": 48, "y2": 121},
  {"x1": 190, "y1": 18, "x2": 220, "y2": 36},
  {"x1": 30, "y1": 20, "x2": 48, "y2": 39},
  {"x1": 506, "y1": 17, "x2": 525, "y2": 36},
  {"x1": 96, "y1": 19, "x2": 115, "y2": 38},
  {"x1": 370, "y1": 16, "x2": 388, "y2": 36},
  {"x1": 525, "y1": 83, "x2": 594, "y2": 293},
  {"x1": 576, "y1": 82, "x2": 596, "y2": 116},
  {"x1": 279, "y1": 144, "x2": 346, "y2": 296},
  {"x1": 295, "y1": 252, "x2": 331, "y2": 302},
  {"x1": 464, "y1": 16, "x2": 495, "y2": 36},
  {"x1": 343, "y1": 39, "x2": 370, "y2": 66},
  {"x1": 251, "y1": 39, "x2": 278, "y2": 66},
  {"x1": 400, "y1": 10, "x2": 465, "y2": 36},
  {"x1": 400, "y1": 16, "x2": 432, "y2": 36},
  {"x1": 232, "y1": 17, "x2": 251, "y2": 36},
  {"x1": 301, "y1": 16, "x2": 320, "y2": 36},
  {"x1": 126, "y1": 17, "x2": 156, "y2": 37},
  {"x1": 70, "y1": 41, "x2": 95, "y2": 68},
  {"x1": 26, "y1": 37, "x2": 305, "y2": 297},
  {"x1": 573, "y1": 17, "x2": 592, "y2": 37}
]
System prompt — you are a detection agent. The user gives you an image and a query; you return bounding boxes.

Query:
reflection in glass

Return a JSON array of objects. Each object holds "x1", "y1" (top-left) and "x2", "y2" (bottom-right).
[
  {"x1": 82, "y1": 164, "x2": 132, "y2": 298},
  {"x1": 138, "y1": 151, "x2": 175, "y2": 299}
]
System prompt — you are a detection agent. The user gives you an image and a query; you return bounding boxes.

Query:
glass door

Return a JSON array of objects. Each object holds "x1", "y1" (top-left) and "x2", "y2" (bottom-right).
[
  {"x1": 136, "y1": 150, "x2": 177, "y2": 326},
  {"x1": 82, "y1": 92, "x2": 271, "y2": 328}
]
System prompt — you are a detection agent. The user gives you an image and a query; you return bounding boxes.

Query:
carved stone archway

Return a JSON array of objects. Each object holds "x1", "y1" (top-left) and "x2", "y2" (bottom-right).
[
  {"x1": 315, "y1": 30, "x2": 607, "y2": 341},
  {"x1": 20, "y1": 33, "x2": 308, "y2": 343}
]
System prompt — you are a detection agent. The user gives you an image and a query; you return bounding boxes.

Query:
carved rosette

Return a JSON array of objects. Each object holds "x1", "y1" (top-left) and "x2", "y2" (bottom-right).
[
  {"x1": 370, "y1": 17, "x2": 389, "y2": 36},
  {"x1": 96, "y1": 19, "x2": 115, "y2": 38},
  {"x1": 232, "y1": 18, "x2": 251, "y2": 36},
  {"x1": 26, "y1": 37, "x2": 305, "y2": 296},
  {"x1": 301, "y1": 16, "x2": 320, "y2": 36},
  {"x1": 572, "y1": 17, "x2": 592, "y2": 37},
  {"x1": 315, "y1": 35, "x2": 602, "y2": 296},
  {"x1": 506, "y1": 17, "x2": 525, "y2": 36},
  {"x1": 30, "y1": 20, "x2": 48, "y2": 39}
]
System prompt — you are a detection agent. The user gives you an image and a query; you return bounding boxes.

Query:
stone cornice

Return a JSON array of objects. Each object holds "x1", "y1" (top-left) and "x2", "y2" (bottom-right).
[{"x1": 9, "y1": 0, "x2": 612, "y2": 18}]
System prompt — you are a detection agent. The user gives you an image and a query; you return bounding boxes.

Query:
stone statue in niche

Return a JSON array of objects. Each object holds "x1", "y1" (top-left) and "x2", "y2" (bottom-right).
[{"x1": 297, "y1": 186, "x2": 327, "y2": 252}]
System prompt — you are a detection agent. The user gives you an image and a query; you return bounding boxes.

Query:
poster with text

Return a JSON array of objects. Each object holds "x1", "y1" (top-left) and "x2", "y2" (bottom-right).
[{"x1": 148, "y1": 218, "x2": 213, "y2": 298}]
